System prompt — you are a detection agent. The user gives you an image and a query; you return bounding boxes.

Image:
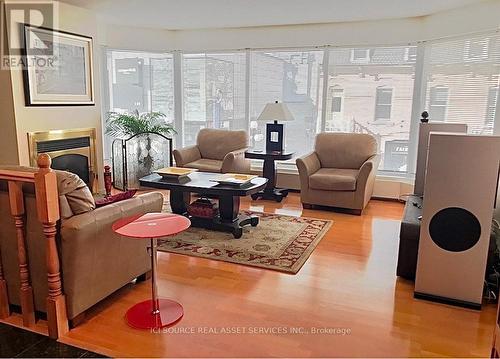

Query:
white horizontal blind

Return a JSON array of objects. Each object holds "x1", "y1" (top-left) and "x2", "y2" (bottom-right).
[
  {"x1": 326, "y1": 45, "x2": 417, "y2": 173},
  {"x1": 423, "y1": 33, "x2": 500, "y2": 134},
  {"x1": 182, "y1": 52, "x2": 247, "y2": 146}
]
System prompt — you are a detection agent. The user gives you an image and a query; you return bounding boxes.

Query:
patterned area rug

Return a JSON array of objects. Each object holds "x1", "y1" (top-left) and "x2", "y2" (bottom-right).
[{"x1": 157, "y1": 211, "x2": 332, "y2": 273}]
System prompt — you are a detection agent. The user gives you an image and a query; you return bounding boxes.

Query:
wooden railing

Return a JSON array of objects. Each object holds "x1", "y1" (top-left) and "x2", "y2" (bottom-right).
[{"x1": 0, "y1": 154, "x2": 68, "y2": 339}]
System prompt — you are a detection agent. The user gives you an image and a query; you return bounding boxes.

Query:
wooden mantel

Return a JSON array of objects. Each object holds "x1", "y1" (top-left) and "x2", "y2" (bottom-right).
[{"x1": 0, "y1": 154, "x2": 69, "y2": 339}]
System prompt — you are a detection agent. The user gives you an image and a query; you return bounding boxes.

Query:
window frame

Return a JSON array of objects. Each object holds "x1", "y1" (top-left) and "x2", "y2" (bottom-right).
[
  {"x1": 485, "y1": 86, "x2": 499, "y2": 126},
  {"x1": 464, "y1": 38, "x2": 490, "y2": 62},
  {"x1": 374, "y1": 87, "x2": 393, "y2": 121},
  {"x1": 350, "y1": 48, "x2": 371, "y2": 63},
  {"x1": 102, "y1": 31, "x2": 500, "y2": 180},
  {"x1": 428, "y1": 86, "x2": 449, "y2": 122}
]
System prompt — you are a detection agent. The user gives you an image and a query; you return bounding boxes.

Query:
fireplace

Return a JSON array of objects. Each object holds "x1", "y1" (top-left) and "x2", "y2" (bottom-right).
[{"x1": 27, "y1": 128, "x2": 97, "y2": 192}]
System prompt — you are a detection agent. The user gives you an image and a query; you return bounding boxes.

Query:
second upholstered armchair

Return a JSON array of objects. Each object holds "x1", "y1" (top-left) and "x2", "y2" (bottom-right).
[
  {"x1": 296, "y1": 133, "x2": 380, "y2": 214},
  {"x1": 173, "y1": 128, "x2": 251, "y2": 173}
]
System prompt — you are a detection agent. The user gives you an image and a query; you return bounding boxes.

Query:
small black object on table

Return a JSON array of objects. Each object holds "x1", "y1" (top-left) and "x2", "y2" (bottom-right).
[
  {"x1": 139, "y1": 172, "x2": 268, "y2": 239},
  {"x1": 245, "y1": 149, "x2": 294, "y2": 202}
]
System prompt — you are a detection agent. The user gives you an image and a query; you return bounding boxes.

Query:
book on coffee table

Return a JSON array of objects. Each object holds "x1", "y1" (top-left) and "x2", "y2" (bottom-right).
[{"x1": 211, "y1": 173, "x2": 257, "y2": 186}]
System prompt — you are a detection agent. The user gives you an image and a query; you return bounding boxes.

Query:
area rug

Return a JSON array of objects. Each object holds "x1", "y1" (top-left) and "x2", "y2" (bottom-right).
[{"x1": 157, "y1": 211, "x2": 332, "y2": 273}]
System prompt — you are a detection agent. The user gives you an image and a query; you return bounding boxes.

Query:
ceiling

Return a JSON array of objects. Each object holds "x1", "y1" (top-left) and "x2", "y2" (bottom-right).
[{"x1": 60, "y1": 0, "x2": 488, "y2": 30}]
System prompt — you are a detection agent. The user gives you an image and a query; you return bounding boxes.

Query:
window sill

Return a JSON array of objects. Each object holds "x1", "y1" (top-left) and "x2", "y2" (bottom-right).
[{"x1": 250, "y1": 160, "x2": 415, "y2": 181}]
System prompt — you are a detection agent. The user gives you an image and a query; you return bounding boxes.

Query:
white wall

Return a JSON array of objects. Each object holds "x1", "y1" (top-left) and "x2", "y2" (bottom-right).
[
  {"x1": 6, "y1": 2, "x2": 104, "y2": 187},
  {"x1": 99, "y1": 0, "x2": 500, "y2": 51}
]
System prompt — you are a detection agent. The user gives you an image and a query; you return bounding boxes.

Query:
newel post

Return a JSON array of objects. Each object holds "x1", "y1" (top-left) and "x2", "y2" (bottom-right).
[{"x1": 34, "y1": 154, "x2": 68, "y2": 339}]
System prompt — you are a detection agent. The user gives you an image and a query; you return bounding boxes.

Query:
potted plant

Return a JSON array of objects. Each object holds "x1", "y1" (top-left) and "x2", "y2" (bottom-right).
[
  {"x1": 106, "y1": 110, "x2": 176, "y2": 189},
  {"x1": 106, "y1": 110, "x2": 176, "y2": 138}
]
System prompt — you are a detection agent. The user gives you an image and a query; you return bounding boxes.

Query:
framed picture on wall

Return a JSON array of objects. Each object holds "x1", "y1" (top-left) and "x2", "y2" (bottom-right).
[{"x1": 22, "y1": 24, "x2": 94, "y2": 106}]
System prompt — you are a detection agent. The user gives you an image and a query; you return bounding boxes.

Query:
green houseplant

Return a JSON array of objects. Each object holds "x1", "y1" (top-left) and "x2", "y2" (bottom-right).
[
  {"x1": 105, "y1": 110, "x2": 176, "y2": 138},
  {"x1": 106, "y1": 110, "x2": 176, "y2": 188}
]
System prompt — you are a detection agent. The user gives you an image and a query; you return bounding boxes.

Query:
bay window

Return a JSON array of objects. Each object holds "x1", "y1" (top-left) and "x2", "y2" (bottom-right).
[{"x1": 102, "y1": 31, "x2": 500, "y2": 178}]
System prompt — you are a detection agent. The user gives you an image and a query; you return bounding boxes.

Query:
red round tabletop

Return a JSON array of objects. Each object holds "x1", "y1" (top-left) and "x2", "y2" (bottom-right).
[{"x1": 112, "y1": 212, "x2": 191, "y2": 238}]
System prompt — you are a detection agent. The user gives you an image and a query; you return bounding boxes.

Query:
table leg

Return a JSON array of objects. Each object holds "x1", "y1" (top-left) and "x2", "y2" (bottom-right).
[
  {"x1": 151, "y1": 238, "x2": 159, "y2": 315},
  {"x1": 251, "y1": 158, "x2": 290, "y2": 202},
  {"x1": 170, "y1": 191, "x2": 190, "y2": 214},
  {"x1": 125, "y1": 237, "x2": 184, "y2": 330},
  {"x1": 263, "y1": 158, "x2": 276, "y2": 192},
  {"x1": 219, "y1": 195, "x2": 239, "y2": 223}
]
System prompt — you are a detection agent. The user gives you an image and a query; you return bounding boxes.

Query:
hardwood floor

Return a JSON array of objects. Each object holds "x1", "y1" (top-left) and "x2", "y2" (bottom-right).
[{"x1": 57, "y1": 193, "x2": 495, "y2": 358}]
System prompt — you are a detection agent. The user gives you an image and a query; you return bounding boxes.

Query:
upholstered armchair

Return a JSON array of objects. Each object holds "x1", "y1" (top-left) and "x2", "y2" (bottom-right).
[
  {"x1": 296, "y1": 133, "x2": 380, "y2": 214},
  {"x1": 173, "y1": 128, "x2": 251, "y2": 173}
]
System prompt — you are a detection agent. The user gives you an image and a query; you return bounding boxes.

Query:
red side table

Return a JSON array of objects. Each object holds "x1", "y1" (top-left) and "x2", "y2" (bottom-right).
[{"x1": 112, "y1": 212, "x2": 191, "y2": 329}]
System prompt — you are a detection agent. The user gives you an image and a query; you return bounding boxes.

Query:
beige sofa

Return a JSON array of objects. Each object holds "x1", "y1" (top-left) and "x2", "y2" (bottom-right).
[
  {"x1": 173, "y1": 128, "x2": 251, "y2": 173},
  {"x1": 0, "y1": 168, "x2": 163, "y2": 323},
  {"x1": 296, "y1": 133, "x2": 380, "y2": 214}
]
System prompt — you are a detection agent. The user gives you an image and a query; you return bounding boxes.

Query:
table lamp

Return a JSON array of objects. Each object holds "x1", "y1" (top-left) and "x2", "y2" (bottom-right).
[{"x1": 257, "y1": 101, "x2": 294, "y2": 152}]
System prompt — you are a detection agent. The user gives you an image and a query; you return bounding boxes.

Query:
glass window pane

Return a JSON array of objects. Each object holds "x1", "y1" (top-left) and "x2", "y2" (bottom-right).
[
  {"x1": 182, "y1": 52, "x2": 247, "y2": 146},
  {"x1": 424, "y1": 34, "x2": 500, "y2": 134},
  {"x1": 326, "y1": 46, "x2": 416, "y2": 173},
  {"x1": 104, "y1": 50, "x2": 174, "y2": 160},
  {"x1": 332, "y1": 95, "x2": 342, "y2": 113},
  {"x1": 249, "y1": 50, "x2": 324, "y2": 159}
]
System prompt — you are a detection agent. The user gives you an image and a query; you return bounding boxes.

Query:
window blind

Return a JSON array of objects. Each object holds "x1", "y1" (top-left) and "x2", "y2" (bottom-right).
[{"x1": 423, "y1": 33, "x2": 500, "y2": 134}]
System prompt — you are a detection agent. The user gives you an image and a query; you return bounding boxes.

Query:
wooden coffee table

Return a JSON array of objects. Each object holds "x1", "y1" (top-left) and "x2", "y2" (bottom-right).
[{"x1": 139, "y1": 172, "x2": 268, "y2": 238}]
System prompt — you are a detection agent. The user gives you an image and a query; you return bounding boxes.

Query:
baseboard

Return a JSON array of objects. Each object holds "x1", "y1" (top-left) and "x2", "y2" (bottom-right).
[{"x1": 414, "y1": 292, "x2": 481, "y2": 310}]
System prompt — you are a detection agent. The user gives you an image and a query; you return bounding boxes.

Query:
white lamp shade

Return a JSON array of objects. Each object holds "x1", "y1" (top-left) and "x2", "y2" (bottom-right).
[{"x1": 257, "y1": 102, "x2": 295, "y2": 122}]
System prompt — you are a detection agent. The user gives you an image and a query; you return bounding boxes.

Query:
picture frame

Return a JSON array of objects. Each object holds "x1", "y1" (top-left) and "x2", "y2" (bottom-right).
[{"x1": 22, "y1": 24, "x2": 94, "y2": 106}]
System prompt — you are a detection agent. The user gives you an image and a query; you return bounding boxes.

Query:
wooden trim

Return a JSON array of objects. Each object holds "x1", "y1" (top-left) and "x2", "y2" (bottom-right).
[
  {"x1": 0, "y1": 247, "x2": 9, "y2": 319},
  {"x1": 34, "y1": 154, "x2": 68, "y2": 339},
  {"x1": 8, "y1": 181, "x2": 35, "y2": 327},
  {"x1": 492, "y1": 325, "x2": 500, "y2": 358},
  {"x1": 0, "y1": 170, "x2": 35, "y2": 182},
  {"x1": 69, "y1": 312, "x2": 86, "y2": 329}
]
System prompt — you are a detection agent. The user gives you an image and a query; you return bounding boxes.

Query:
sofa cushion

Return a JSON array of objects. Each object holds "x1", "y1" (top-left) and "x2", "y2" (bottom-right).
[
  {"x1": 315, "y1": 133, "x2": 377, "y2": 169},
  {"x1": 197, "y1": 128, "x2": 248, "y2": 160},
  {"x1": 185, "y1": 159, "x2": 223, "y2": 173},
  {"x1": 309, "y1": 168, "x2": 358, "y2": 191},
  {"x1": 55, "y1": 170, "x2": 95, "y2": 218}
]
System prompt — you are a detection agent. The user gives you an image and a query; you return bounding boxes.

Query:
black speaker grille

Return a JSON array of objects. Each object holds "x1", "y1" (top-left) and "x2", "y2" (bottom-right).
[{"x1": 429, "y1": 207, "x2": 481, "y2": 252}]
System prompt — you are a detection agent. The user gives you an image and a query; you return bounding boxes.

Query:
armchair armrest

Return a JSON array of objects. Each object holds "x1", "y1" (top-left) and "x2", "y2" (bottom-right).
[
  {"x1": 221, "y1": 148, "x2": 251, "y2": 173},
  {"x1": 357, "y1": 155, "x2": 380, "y2": 184},
  {"x1": 296, "y1": 152, "x2": 320, "y2": 176},
  {"x1": 356, "y1": 155, "x2": 380, "y2": 206},
  {"x1": 296, "y1": 152, "x2": 321, "y2": 190},
  {"x1": 173, "y1": 145, "x2": 201, "y2": 167}
]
